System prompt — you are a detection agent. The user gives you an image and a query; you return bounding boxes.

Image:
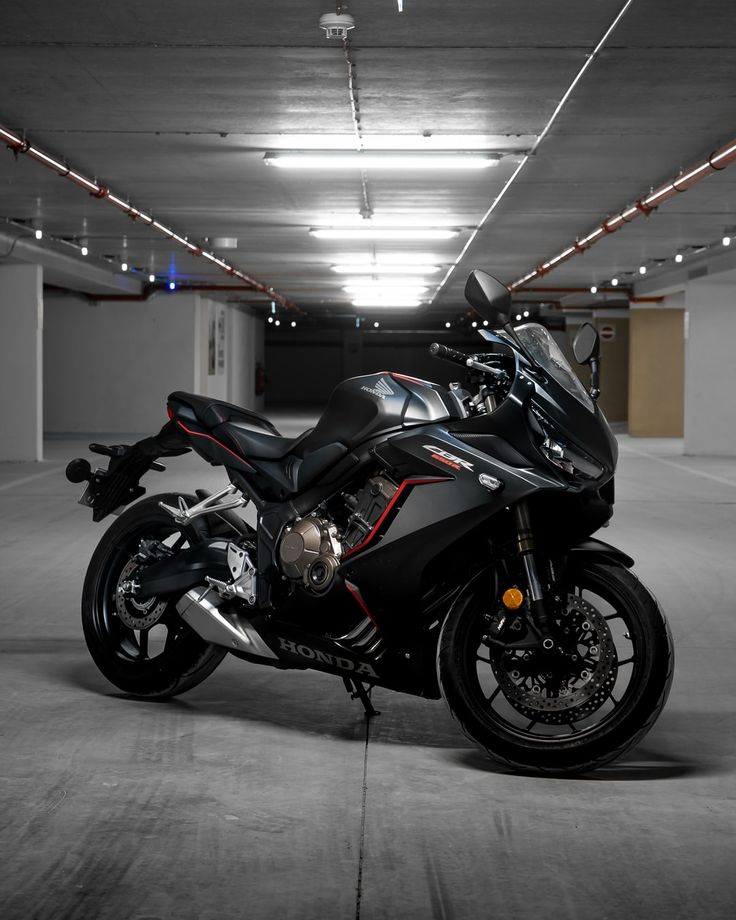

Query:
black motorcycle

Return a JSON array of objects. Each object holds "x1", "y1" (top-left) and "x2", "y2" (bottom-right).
[{"x1": 66, "y1": 270, "x2": 673, "y2": 775}]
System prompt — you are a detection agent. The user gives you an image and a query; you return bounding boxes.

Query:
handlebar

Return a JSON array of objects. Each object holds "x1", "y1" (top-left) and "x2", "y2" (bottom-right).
[
  {"x1": 429, "y1": 343, "x2": 505, "y2": 379},
  {"x1": 429, "y1": 342, "x2": 470, "y2": 367}
]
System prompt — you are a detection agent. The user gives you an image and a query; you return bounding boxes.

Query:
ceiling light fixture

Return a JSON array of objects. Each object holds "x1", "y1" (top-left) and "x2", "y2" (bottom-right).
[
  {"x1": 148, "y1": 273, "x2": 156, "y2": 283},
  {"x1": 723, "y1": 234, "x2": 732, "y2": 247},
  {"x1": 445, "y1": 321, "x2": 451, "y2": 328},
  {"x1": 311, "y1": 228, "x2": 458, "y2": 241},
  {"x1": 291, "y1": 320, "x2": 296, "y2": 328},
  {"x1": 674, "y1": 253, "x2": 684, "y2": 263},
  {"x1": 611, "y1": 277, "x2": 619, "y2": 286},
  {"x1": 335, "y1": 252, "x2": 444, "y2": 265},
  {"x1": 374, "y1": 321, "x2": 380, "y2": 328},
  {"x1": 343, "y1": 278, "x2": 427, "y2": 293},
  {"x1": 331, "y1": 263, "x2": 441, "y2": 275},
  {"x1": 121, "y1": 261, "x2": 128, "y2": 272},
  {"x1": 264, "y1": 152, "x2": 501, "y2": 170},
  {"x1": 34, "y1": 228, "x2": 43, "y2": 240},
  {"x1": 590, "y1": 285, "x2": 598, "y2": 294},
  {"x1": 639, "y1": 265, "x2": 647, "y2": 275},
  {"x1": 351, "y1": 298, "x2": 421, "y2": 308},
  {"x1": 80, "y1": 244, "x2": 88, "y2": 256},
  {"x1": 168, "y1": 281, "x2": 176, "y2": 291}
]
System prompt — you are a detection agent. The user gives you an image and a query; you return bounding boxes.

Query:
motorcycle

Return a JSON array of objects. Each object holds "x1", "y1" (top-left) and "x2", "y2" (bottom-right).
[{"x1": 66, "y1": 270, "x2": 673, "y2": 775}]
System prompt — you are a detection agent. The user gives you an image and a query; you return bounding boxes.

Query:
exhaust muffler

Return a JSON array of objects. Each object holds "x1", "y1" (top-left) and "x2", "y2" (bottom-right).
[{"x1": 176, "y1": 587, "x2": 278, "y2": 660}]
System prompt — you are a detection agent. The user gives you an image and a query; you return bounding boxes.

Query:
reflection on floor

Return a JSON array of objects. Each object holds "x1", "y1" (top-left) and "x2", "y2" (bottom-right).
[{"x1": 1, "y1": 428, "x2": 735, "y2": 918}]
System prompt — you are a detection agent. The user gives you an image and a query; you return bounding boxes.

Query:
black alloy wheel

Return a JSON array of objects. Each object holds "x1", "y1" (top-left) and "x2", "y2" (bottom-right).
[
  {"x1": 438, "y1": 561, "x2": 674, "y2": 774},
  {"x1": 81, "y1": 494, "x2": 227, "y2": 698}
]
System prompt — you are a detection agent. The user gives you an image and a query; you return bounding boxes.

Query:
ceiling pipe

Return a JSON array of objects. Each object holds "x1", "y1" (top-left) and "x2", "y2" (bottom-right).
[
  {"x1": 0, "y1": 122, "x2": 298, "y2": 312},
  {"x1": 510, "y1": 135, "x2": 736, "y2": 290}
]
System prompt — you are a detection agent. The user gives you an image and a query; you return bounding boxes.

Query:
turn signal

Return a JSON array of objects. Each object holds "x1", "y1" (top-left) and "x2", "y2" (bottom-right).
[{"x1": 502, "y1": 587, "x2": 524, "y2": 610}]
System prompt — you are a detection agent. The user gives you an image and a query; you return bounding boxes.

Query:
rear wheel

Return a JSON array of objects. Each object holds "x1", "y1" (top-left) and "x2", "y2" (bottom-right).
[
  {"x1": 438, "y1": 561, "x2": 674, "y2": 774},
  {"x1": 82, "y1": 494, "x2": 227, "y2": 698}
]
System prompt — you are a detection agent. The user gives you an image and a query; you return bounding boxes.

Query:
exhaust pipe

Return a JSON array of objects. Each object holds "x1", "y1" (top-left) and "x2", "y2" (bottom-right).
[{"x1": 176, "y1": 586, "x2": 278, "y2": 660}]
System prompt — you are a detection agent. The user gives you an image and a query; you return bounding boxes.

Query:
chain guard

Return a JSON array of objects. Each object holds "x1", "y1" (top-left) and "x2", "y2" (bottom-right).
[
  {"x1": 115, "y1": 559, "x2": 168, "y2": 629},
  {"x1": 490, "y1": 594, "x2": 618, "y2": 725}
]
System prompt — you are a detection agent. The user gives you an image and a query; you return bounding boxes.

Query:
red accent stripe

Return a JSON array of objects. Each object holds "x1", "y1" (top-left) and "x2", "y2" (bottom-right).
[
  {"x1": 345, "y1": 580, "x2": 378, "y2": 627},
  {"x1": 391, "y1": 372, "x2": 431, "y2": 385},
  {"x1": 176, "y1": 420, "x2": 254, "y2": 470},
  {"x1": 342, "y1": 476, "x2": 448, "y2": 559}
]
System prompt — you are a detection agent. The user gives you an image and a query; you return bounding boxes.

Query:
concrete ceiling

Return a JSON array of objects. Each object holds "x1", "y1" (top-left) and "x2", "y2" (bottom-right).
[{"x1": 1, "y1": 0, "x2": 735, "y2": 318}]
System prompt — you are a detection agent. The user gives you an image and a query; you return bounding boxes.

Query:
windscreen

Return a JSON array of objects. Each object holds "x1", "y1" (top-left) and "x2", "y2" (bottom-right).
[{"x1": 515, "y1": 324, "x2": 594, "y2": 411}]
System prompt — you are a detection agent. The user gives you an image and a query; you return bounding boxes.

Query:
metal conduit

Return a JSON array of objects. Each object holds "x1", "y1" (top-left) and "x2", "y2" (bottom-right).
[
  {"x1": 511, "y1": 136, "x2": 736, "y2": 291},
  {"x1": 0, "y1": 123, "x2": 298, "y2": 311}
]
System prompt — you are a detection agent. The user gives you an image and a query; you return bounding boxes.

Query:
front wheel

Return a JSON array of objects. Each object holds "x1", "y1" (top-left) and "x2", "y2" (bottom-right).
[
  {"x1": 82, "y1": 493, "x2": 227, "y2": 698},
  {"x1": 438, "y1": 561, "x2": 674, "y2": 775}
]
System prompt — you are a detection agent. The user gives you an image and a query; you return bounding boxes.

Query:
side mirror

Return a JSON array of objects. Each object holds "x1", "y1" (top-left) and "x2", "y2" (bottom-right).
[
  {"x1": 464, "y1": 270, "x2": 512, "y2": 326},
  {"x1": 572, "y1": 322, "x2": 601, "y2": 400},
  {"x1": 572, "y1": 322, "x2": 600, "y2": 365}
]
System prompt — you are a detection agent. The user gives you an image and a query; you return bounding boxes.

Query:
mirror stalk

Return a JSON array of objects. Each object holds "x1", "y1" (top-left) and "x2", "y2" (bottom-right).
[{"x1": 590, "y1": 358, "x2": 601, "y2": 400}]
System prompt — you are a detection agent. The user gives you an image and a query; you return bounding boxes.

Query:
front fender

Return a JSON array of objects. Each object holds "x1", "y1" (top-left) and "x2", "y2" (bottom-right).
[{"x1": 568, "y1": 538, "x2": 634, "y2": 569}]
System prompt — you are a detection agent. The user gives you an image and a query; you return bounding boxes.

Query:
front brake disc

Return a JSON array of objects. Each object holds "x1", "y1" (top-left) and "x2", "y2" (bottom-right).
[{"x1": 490, "y1": 594, "x2": 618, "y2": 724}]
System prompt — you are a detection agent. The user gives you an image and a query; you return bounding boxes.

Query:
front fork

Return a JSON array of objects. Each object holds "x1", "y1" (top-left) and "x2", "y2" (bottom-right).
[{"x1": 513, "y1": 501, "x2": 555, "y2": 650}]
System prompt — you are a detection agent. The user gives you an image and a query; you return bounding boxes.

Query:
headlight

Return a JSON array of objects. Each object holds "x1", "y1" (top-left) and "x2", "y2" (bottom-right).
[
  {"x1": 530, "y1": 406, "x2": 604, "y2": 480},
  {"x1": 541, "y1": 437, "x2": 603, "y2": 480}
]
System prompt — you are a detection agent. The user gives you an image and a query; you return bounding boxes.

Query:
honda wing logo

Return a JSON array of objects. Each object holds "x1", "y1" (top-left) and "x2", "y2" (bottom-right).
[
  {"x1": 361, "y1": 376, "x2": 395, "y2": 400},
  {"x1": 423, "y1": 444, "x2": 475, "y2": 472}
]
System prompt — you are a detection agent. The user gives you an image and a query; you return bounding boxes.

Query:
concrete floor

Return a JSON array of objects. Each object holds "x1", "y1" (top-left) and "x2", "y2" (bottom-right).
[{"x1": 1, "y1": 421, "x2": 735, "y2": 919}]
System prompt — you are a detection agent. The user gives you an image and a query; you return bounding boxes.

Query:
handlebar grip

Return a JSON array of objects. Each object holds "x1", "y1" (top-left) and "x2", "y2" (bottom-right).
[{"x1": 429, "y1": 342, "x2": 469, "y2": 367}]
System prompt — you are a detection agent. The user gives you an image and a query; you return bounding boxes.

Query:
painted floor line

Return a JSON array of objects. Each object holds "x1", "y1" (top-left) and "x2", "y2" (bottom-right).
[
  {"x1": 618, "y1": 443, "x2": 736, "y2": 490},
  {"x1": 0, "y1": 466, "x2": 62, "y2": 493}
]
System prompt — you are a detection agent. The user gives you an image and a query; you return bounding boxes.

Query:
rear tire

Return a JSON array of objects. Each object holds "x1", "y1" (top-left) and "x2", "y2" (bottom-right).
[
  {"x1": 82, "y1": 494, "x2": 227, "y2": 699},
  {"x1": 438, "y1": 561, "x2": 674, "y2": 775}
]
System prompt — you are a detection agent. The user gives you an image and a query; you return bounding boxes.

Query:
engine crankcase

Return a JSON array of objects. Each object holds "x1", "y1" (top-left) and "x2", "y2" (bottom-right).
[{"x1": 279, "y1": 516, "x2": 341, "y2": 592}]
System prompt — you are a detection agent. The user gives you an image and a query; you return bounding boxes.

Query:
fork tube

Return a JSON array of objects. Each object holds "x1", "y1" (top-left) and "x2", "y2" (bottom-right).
[{"x1": 513, "y1": 501, "x2": 553, "y2": 642}]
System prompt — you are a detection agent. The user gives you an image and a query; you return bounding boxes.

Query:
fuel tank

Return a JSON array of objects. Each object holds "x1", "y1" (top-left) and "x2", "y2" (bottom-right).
[{"x1": 304, "y1": 372, "x2": 464, "y2": 449}]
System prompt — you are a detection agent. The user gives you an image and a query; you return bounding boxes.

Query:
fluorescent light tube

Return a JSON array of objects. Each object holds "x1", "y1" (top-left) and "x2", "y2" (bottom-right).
[
  {"x1": 311, "y1": 228, "x2": 458, "y2": 241},
  {"x1": 332, "y1": 264, "x2": 440, "y2": 275},
  {"x1": 265, "y1": 152, "x2": 500, "y2": 170},
  {"x1": 351, "y1": 299, "x2": 422, "y2": 308}
]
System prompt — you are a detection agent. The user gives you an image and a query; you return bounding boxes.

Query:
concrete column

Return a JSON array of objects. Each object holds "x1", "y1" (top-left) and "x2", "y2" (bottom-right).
[
  {"x1": 628, "y1": 299, "x2": 684, "y2": 437},
  {"x1": 684, "y1": 280, "x2": 736, "y2": 455},
  {"x1": 0, "y1": 264, "x2": 43, "y2": 460}
]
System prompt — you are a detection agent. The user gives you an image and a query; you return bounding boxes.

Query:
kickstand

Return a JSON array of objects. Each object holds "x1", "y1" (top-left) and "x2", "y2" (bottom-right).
[{"x1": 342, "y1": 677, "x2": 381, "y2": 718}]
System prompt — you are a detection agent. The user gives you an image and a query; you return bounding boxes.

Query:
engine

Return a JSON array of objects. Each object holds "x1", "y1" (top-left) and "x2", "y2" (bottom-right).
[{"x1": 277, "y1": 473, "x2": 398, "y2": 593}]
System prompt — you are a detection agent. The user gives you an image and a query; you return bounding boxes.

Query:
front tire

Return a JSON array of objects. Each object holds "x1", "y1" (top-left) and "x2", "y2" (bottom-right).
[
  {"x1": 438, "y1": 561, "x2": 674, "y2": 775},
  {"x1": 82, "y1": 494, "x2": 227, "y2": 699}
]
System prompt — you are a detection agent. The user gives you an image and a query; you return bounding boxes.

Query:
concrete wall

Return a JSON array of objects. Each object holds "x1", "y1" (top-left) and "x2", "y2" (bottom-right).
[
  {"x1": 44, "y1": 292, "x2": 262, "y2": 434},
  {"x1": 264, "y1": 328, "x2": 482, "y2": 406},
  {"x1": 628, "y1": 303, "x2": 684, "y2": 437}
]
